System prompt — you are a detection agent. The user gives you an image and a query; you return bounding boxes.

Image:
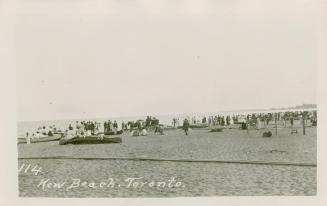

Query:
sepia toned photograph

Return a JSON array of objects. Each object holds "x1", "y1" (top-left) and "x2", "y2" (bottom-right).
[{"x1": 15, "y1": 0, "x2": 318, "y2": 198}]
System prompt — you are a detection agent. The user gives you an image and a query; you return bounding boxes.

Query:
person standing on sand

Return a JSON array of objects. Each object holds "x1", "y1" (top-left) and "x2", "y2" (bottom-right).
[
  {"x1": 104, "y1": 121, "x2": 107, "y2": 133},
  {"x1": 256, "y1": 116, "x2": 261, "y2": 130},
  {"x1": 26, "y1": 132, "x2": 31, "y2": 144},
  {"x1": 183, "y1": 118, "x2": 190, "y2": 135},
  {"x1": 113, "y1": 120, "x2": 118, "y2": 134},
  {"x1": 290, "y1": 116, "x2": 294, "y2": 129},
  {"x1": 172, "y1": 118, "x2": 177, "y2": 128}
]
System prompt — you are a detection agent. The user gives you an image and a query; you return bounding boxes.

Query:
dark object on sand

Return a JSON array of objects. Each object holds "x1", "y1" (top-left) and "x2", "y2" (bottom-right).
[
  {"x1": 311, "y1": 119, "x2": 317, "y2": 126},
  {"x1": 59, "y1": 136, "x2": 122, "y2": 145},
  {"x1": 131, "y1": 130, "x2": 140, "y2": 136},
  {"x1": 18, "y1": 134, "x2": 61, "y2": 144},
  {"x1": 240, "y1": 122, "x2": 247, "y2": 130},
  {"x1": 154, "y1": 125, "x2": 164, "y2": 135},
  {"x1": 104, "y1": 130, "x2": 123, "y2": 135},
  {"x1": 262, "y1": 131, "x2": 272, "y2": 137},
  {"x1": 209, "y1": 128, "x2": 223, "y2": 132}
]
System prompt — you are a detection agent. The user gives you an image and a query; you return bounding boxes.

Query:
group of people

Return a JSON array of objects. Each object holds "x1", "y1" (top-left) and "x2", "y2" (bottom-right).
[
  {"x1": 173, "y1": 110, "x2": 318, "y2": 134},
  {"x1": 172, "y1": 115, "x2": 235, "y2": 128},
  {"x1": 207, "y1": 115, "x2": 233, "y2": 126},
  {"x1": 24, "y1": 110, "x2": 317, "y2": 141},
  {"x1": 26, "y1": 125, "x2": 58, "y2": 139},
  {"x1": 63, "y1": 117, "x2": 163, "y2": 138},
  {"x1": 242, "y1": 111, "x2": 317, "y2": 130},
  {"x1": 126, "y1": 116, "x2": 160, "y2": 131},
  {"x1": 65, "y1": 120, "x2": 122, "y2": 138},
  {"x1": 104, "y1": 120, "x2": 119, "y2": 134},
  {"x1": 66, "y1": 121, "x2": 100, "y2": 139},
  {"x1": 130, "y1": 117, "x2": 163, "y2": 136}
]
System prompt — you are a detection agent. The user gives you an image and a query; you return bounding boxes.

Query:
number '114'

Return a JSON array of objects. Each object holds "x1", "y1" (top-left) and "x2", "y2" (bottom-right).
[{"x1": 18, "y1": 164, "x2": 42, "y2": 176}]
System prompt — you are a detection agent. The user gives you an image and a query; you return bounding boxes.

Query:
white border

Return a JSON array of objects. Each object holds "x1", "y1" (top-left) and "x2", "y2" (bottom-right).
[{"x1": 1, "y1": 0, "x2": 327, "y2": 205}]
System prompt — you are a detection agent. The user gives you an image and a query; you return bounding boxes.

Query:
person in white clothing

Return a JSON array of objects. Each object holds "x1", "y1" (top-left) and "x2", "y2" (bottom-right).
[
  {"x1": 34, "y1": 131, "x2": 41, "y2": 138},
  {"x1": 66, "y1": 128, "x2": 75, "y2": 139},
  {"x1": 256, "y1": 117, "x2": 262, "y2": 130},
  {"x1": 86, "y1": 129, "x2": 92, "y2": 136},
  {"x1": 26, "y1": 132, "x2": 31, "y2": 144},
  {"x1": 141, "y1": 128, "x2": 147, "y2": 136}
]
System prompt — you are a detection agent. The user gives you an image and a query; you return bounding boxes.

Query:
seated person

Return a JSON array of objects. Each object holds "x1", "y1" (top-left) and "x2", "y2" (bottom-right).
[
  {"x1": 131, "y1": 130, "x2": 139, "y2": 136},
  {"x1": 75, "y1": 125, "x2": 85, "y2": 138},
  {"x1": 47, "y1": 130, "x2": 53, "y2": 136},
  {"x1": 34, "y1": 131, "x2": 41, "y2": 138},
  {"x1": 97, "y1": 133, "x2": 105, "y2": 140},
  {"x1": 154, "y1": 125, "x2": 164, "y2": 135},
  {"x1": 66, "y1": 127, "x2": 75, "y2": 139},
  {"x1": 52, "y1": 125, "x2": 57, "y2": 133},
  {"x1": 41, "y1": 126, "x2": 47, "y2": 136},
  {"x1": 86, "y1": 129, "x2": 92, "y2": 136},
  {"x1": 141, "y1": 128, "x2": 147, "y2": 136}
]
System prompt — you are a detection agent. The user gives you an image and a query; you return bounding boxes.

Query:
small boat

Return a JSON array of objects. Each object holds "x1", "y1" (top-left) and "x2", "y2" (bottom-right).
[
  {"x1": 18, "y1": 134, "x2": 62, "y2": 144},
  {"x1": 104, "y1": 130, "x2": 123, "y2": 135},
  {"x1": 59, "y1": 136, "x2": 122, "y2": 145}
]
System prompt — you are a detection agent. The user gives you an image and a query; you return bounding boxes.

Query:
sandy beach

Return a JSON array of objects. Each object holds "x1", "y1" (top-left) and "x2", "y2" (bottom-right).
[{"x1": 18, "y1": 123, "x2": 316, "y2": 197}]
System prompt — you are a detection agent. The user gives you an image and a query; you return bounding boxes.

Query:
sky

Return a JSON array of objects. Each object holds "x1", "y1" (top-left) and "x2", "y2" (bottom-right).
[{"x1": 16, "y1": 0, "x2": 317, "y2": 121}]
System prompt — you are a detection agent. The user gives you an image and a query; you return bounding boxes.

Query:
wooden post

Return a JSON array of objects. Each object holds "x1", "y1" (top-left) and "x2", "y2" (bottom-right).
[
  {"x1": 275, "y1": 116, "x2": 278, "y2": 136},
  {"x1": 246, "y1": 120, "x2": 249, "y2": 134},
  {"x1": 302, "y1": 115, "x2": 306, "y2": 135}
]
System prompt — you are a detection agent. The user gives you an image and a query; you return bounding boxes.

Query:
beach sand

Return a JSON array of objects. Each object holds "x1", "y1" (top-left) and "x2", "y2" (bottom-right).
[{"x1": 18, "y1": 125, "x2": 317, "y2": 197}]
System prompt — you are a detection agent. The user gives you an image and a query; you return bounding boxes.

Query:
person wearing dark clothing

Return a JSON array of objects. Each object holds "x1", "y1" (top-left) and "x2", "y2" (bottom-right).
[
  {"x1": 172, "y1": 118, "x2": 177, "y2": 128},
  {"x1": 183, "y1": 119, "x2": 190, "y2": 135},
  {"x1": 154, "y1": 125, "x2": 164, "y2": 135},
  {"x1": 104, "y1": 121, "x2": 108, "y2": 133},
  {"x1": 290, "y1": 117, "x2": 294, "y2": 127},
  {"x1": 113, "y1": 120, "x2": 118, "y2": 134},
  {"x1": 122, "y1": 122, "x2": 125, "y2": 131}
]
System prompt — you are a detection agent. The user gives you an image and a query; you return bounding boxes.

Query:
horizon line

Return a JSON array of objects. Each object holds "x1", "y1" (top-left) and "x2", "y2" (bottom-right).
[{"x1": 17, "y1": 105, "x2": 317, "y2": 123}]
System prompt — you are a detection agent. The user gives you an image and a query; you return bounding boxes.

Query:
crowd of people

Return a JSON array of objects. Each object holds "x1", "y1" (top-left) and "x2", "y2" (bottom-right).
[
  {"x1": 173, "y1": 110, "x2": 317, "y2": 132},
  {"x1": 60, "y1": 116, "x2": 163, "y2": 139},
  {"x1": 66, "y1": 121, "x2": 101, "y2": 139},
  {"x1": 104, "y1": 120, "x2": 119, "y2": 134},
  {"x1": 129, "y1": 116, "x2": 163, "y2": 136},
  {"x1": 66, "y1": 120, "x2": 128, "y2": 138},
  {"x1": 26, "y1": 125, "x2": 59, "y2": 139},
  {"x1": 24, "y1": 110, "x2": 317, "y2": 141}
]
